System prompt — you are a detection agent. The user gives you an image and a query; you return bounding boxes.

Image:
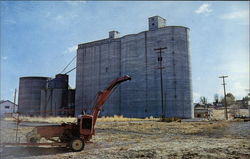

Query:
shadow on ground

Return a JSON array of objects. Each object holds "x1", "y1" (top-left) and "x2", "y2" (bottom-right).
[{"x1": 1, "y1": 146, "x2": 68, "y2": 158}]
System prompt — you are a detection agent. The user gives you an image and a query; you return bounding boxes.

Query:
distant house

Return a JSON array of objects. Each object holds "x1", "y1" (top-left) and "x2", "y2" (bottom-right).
[
  {"x1": 194, "y1": 103, "x2": 213, "y2": 118},
  {"x1": 0, "y1": 100, "x2": 18, "y2": 117}
]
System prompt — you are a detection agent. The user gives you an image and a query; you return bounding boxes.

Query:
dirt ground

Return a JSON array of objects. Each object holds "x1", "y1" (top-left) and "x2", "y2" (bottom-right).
[{"x1": 0, "y1": 119, "x2": 249, "y2": 159}]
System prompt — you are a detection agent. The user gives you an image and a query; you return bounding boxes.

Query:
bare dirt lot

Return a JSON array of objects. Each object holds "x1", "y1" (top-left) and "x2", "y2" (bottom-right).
[{"x1": 1, "y1": 119, "x2": 250, "y2": 159}]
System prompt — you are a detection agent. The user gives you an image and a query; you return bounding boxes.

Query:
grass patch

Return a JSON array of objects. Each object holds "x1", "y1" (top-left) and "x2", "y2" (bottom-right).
[
  {"x1": 4, "y1": 115, "x2": 158, "y2": 124},
  {"x1": 4, "y1": 116, "x2": 76, "y2": 124}
]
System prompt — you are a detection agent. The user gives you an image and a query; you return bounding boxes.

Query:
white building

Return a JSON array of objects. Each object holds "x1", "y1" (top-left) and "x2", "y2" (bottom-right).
[{"x1": 0, "y1": 100, "x2": 18, "y2": 117}]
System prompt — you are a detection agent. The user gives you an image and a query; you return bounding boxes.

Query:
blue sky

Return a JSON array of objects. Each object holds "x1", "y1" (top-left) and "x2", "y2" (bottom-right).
[{"x1": 0, "y1": 1, "x2": 249, "y2": 103}]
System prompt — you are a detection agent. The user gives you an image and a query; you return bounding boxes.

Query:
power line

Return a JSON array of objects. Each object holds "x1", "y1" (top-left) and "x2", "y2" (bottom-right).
[
  {"x1": 60, "y1": 55, "x2": 76, "y2": 74},
  {"x1": 64, "y1": 67, "x2": 76, "y2": 75}
]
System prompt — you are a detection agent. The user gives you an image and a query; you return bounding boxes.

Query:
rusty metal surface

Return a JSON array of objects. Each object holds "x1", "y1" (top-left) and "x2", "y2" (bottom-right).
[{"x1": 36, "y1": 124, "x2": 73, "y2": 138}]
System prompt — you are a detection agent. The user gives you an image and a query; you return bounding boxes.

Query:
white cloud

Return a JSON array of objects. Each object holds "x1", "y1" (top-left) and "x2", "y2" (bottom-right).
[
  {"x1": 66, "y1": 1, "x2": 86, "y2": 6},
  {"x1": 217, "y1": 56, "x2": 249, "y2": 99},
  {"x1": 55, "y1": 15, "x2": 63, "y2": 21},
  {"x1": 220, "y1": 10, "x2": 249, "y2": 20},
  {"x1": 67, "y1": 45, "x2": 78, "y2": 54},
  {"x1": 231, "y1": 82, "x2": 248, "y2": 98},
  {"x1": 45, "y1": 12, "x2": 51, "y2": 18},
  {"x1": 1, "y1": 56, "x2": 8, "y2": 60},
  {"x1": 4, "y1": 19, "x2": 16, "y2": 24},
  {"x1": 52, "y1": 13, "x2": 78, "y2": 24},
  {"x1": 195, "y1": 3, "x2": 212, "y2": 14},
  {"x1": 193, "y1": 92, "x2": 201, "y2": 103}
]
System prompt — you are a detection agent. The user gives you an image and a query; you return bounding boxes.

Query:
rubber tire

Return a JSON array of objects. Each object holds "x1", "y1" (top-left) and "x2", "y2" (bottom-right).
[
  {"x1": 69, "y1": 138, "x2": 84, "y2": 152},
  {"x1": 29, "y1": 137, "x2": 37, "y2": 143}
]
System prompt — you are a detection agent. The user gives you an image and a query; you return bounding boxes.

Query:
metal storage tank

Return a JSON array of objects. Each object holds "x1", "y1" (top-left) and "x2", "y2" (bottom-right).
[
  {"x1": 40, "y1": 74, "x2": 74, "y2": 117},
  {"x1": 18, "y1": 76, "x2": 50, "y2": 116},
  {"x1": 40, "y1": 74, "x2": 71, "y2": 117},
  {"x1": 75, "y1": 16, "x2": 193, "y2": 118},
  {"x1": 48, "y1": 74, "x2": 69, "y2": 89}
]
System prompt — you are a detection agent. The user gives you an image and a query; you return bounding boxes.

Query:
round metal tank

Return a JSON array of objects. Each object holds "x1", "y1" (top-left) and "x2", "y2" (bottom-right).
[{"x1": 18, "y1": 76, "x2": 50, "y2": 116}]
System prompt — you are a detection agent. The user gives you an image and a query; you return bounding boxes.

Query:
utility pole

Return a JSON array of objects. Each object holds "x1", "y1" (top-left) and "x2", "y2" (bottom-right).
[
  {"x1": 219, "y1": 75, "x2": 228, "y2": 120},
  {"x1": 154, "y1": 47, "x2": 167, "y2": 119},
  {"x1": 13, "y1": 88, "x2": 17, "y2": 113}
]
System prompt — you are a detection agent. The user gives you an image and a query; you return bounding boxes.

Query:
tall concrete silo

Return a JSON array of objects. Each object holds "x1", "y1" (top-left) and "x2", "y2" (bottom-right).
[
  {"x1": 75, "y1": 16, "x2": 193, "y2": 118},
  {"x1": 18, "y1": 76, "x2": 50, "y2": 116}
]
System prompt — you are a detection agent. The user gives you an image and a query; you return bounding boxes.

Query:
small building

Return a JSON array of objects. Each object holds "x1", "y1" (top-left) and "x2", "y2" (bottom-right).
[
  {"x1": 194, "y1": 104, "x2": 212, "y2": 118},
  {"x1": 0, "y1": 100, "x2": 18, "y2": 117},
  {"x1": 194, "y1": 108, "x2": 212, "y2": 118}
]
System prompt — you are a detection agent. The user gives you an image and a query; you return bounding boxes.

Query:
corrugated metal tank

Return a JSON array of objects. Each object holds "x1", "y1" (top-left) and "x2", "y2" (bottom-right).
[
  {"x1": 48, "y1": 74, "x2": 69, "y2": 89},
  {"x1": 40, "y1": 74, "x2": 70, "y2": 117},
  {"x1": 18, "y1": 76, "x2": 50, "y2": 116},
  {"x1": 75, "y1": 16, "x2": 193, "y2": 118}
]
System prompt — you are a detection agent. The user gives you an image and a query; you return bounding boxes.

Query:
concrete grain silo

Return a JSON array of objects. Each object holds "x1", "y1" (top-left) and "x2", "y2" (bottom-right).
[
  {"x1": 40, "y1": 74, "x2": 75, "y2": 117},
  {"x1": 18, "y1": 76, "x2": 50, "y2": 116},
  {"x1": 75, "y1": 16, "x2": 193, "y2": 118}
]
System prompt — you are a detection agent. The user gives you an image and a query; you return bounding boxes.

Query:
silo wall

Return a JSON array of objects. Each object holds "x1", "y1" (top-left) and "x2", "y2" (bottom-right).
[
  {"x1": 75, "y1": 39, "x2": 121, "y2": 116},
  {"x1": 18, "y1": 77, "x2": 50, "y2": 116},
  {"x1": 75, "y1": 26, "x2": 193, "y2": 118},
  {"x1": 40, "y1": 89, "x2": 64, "y2": 116}
]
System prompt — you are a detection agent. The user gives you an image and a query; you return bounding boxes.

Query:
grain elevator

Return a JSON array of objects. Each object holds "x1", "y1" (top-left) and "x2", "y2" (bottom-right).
[{"x1": 75, "y1": 16, "x2": 193, "y2": 118}]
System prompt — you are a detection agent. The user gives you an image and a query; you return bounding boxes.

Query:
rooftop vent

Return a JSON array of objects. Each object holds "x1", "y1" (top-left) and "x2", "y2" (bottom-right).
[
  {"x1": 109, "y1": 31, "x2": 120, "y2": 39},
  {"x1": 148, "y1": 16, "x2": 166, "y2": 31}
]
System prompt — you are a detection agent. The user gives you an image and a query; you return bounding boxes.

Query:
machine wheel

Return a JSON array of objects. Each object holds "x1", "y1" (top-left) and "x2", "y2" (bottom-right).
[
  {"x1": 29, "y1": 137, "x2": 39, "y2": 143},
  {"x1": 69, "y1": 138, "x2": 84, "y2": 152},
  {"x1": 26, "y1": 128, "x2": 41, "y2": 143}
]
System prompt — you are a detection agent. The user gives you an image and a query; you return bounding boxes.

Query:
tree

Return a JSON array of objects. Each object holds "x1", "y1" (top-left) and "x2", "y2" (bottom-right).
[
  {"x1": 200, "y1": 96, "x2": 208, "y2": 105},
  {"x1": 214, "y1": 94, "x2": 219, "y2": 103},
  {"x1": 242, "y1": 96, "x2": 250, "y2": 109},
  {"x1": 221, "y1": 92, "x2": 235, "y2": 106}
]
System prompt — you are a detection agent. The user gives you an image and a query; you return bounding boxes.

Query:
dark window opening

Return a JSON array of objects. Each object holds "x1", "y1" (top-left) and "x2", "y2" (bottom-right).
[
  {"x1": 5, "y1": 106, "x2": 10, "y2": 109},
  {"x1": 152, "y1": 23, "x2": 155, "y2": 26},
  {"x1": 82, "y1": 118, "x2": 92, "y2": 130}
]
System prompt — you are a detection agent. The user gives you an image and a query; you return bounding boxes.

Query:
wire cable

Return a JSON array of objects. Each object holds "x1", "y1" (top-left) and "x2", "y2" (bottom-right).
[{"x1": 60, "y1": 55, "x2": 76, "y2": 74}]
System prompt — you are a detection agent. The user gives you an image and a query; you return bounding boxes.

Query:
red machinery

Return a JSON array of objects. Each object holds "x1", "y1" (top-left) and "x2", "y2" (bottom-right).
[{"x1": 24, "y1": 75, "x2": 131, "y2": 151}]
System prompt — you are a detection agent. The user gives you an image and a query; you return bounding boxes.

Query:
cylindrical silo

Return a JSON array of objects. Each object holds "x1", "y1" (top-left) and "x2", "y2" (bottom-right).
[
  {"x1": 75, "y1": 16, "x2": 193, "y2": 118},
  {"x1": 163, "y1": 26, "x2": 193, "y2": 118},
  {"x1": 18, "y1": 76, "x2": 50, "y2": 116}
]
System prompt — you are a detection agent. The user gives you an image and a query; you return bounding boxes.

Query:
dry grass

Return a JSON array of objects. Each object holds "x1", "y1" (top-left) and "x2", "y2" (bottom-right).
[
  {"x1": 98, "y1": 115, "x2": 157, "y2": 122},
  {"x1": 4, "y1": 116, "x2": 76, "y2": 124},
  {"x1": 1, "y1": 117, "x2": 249, "y2": 159},
  {"x1": 96, "y1": 120, "x2": 231, "y2": 136},
  {"x1": 4, "y1": 115, "x2": 157, "y2": 124}
]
